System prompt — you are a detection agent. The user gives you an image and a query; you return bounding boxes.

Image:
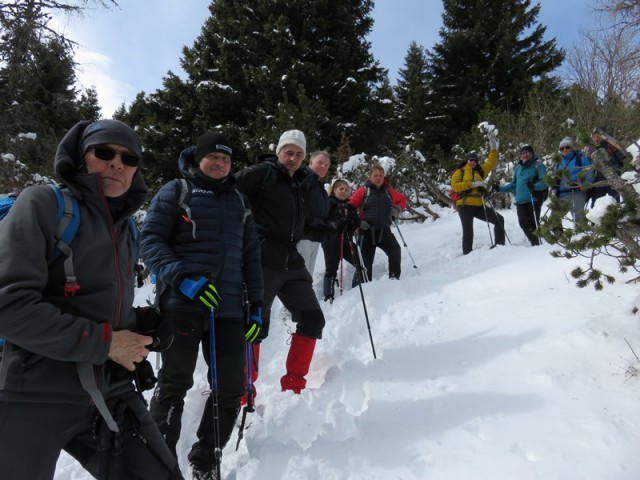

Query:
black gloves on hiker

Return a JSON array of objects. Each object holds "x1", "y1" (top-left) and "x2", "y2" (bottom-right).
[
  {"x1": 338, "y1": 203, "x2": 360, "y2": 233},
  {"x1": 245, "y1": 302, "x2": 263, "y2": 343}
]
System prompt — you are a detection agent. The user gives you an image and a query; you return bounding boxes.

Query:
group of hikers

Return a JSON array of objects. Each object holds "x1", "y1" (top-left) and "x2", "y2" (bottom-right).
[
  {"x1": 450, "y1": 127, "x2": 627, "y2": 254},
  {"x1": 0, "y1": 117, "x2": 626, "y2": 479},
  {"x1": 0, "y1": 120, "x2": 407, "y2": 480}
]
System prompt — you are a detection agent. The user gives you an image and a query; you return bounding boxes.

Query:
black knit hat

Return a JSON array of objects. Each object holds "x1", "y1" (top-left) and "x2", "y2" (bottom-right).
[
  {"x1": 467, "y1": 152, "x2": 479, "y2": 161},
  {"x1": 80, "y1": 119, "x2": 142, "y2": 158},
  {"x1": 521, "y1": 144, "x2": 534, "y2": 155},
  {"x1": 194, "y1": 133, "x2": 233, "y2": 163}
]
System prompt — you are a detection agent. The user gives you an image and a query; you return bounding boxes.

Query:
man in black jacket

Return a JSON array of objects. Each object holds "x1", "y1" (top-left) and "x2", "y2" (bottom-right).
[{"x1": 236, "y1": 130, "x2": 344, "y2": 394}]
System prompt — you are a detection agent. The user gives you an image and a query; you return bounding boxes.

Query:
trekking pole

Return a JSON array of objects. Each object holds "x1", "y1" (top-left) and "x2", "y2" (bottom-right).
[
  {"x1": 392, "y1": 219, "x2": 420, "y2": 274},
  {"x1": 355, "y1": 233, "x2": 370, "y2": 283},
  {"x1": 480, "y1": 196, "x2": 494, "y2": 247},
  {"x1": 339, "y1": 232, "x2": 344, "y2": 297},
  {"x1": 207, "y1": 308, "x2": 222, "y2": 479},
  {"x1": 530, "y1": 192, "x2": 543, "y2": 245},
  {"x1": 236, "y1": 287, "x2": 255, "y2": 450},
  {"x1": 483, "y1": 194, "x2": 512, "y2": 245},
  {"x1": 347, "y1": 231, "x2": 376, "y2": 359}
]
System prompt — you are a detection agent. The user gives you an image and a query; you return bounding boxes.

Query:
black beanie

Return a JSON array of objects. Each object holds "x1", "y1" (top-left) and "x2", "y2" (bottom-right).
[
  {"x1": 194, "y1": 133, "x2": 233, "y2": 163},
  {"x1": 80, "y1": 119, "x2": 142, "y2": 158},
  {"x1": 467, "y1": 152, "x2": 478, "y2": 161},
  {"x1": 521, "y1": 144, "x2": 534, "y2": 155}
]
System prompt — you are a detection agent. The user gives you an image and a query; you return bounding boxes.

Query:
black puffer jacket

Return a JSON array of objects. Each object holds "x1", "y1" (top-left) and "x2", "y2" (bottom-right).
[
  {"x1": 139, "y1": 146, "x2": 263, "y2": 317},
  {"x1": 0, "y1": 121, "x2": 147, "y2": 405},
  {"x1": 235, "y1": 154, "x2": 338, "y2": 271}
]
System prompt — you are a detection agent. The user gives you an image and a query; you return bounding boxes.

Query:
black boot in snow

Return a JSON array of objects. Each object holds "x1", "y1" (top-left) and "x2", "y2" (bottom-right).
[{"x1": 323, "y1": 275, "x2": 336, "y2": 303}]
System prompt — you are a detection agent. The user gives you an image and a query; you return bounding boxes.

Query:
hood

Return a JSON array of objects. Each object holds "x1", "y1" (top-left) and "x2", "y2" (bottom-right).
[{"x1": 53, "y1": 121, "x2": 148, "y2": 215}]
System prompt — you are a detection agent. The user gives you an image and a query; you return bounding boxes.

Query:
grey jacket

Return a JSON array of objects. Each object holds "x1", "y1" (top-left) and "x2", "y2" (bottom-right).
[{"x1": 0, "y1": 121, "x2": 148, "y2": 407}]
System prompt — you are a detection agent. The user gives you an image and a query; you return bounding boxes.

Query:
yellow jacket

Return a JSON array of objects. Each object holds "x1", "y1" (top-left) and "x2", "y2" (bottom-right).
[{"x1": 450, "y1": 149, "x2": 498, "y2": 207}]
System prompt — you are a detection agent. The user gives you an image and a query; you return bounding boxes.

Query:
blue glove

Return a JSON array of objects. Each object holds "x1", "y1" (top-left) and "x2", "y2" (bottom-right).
[
  {"x1": 179, "y1": 276, "x2": 221, "y2": 309},
  {"x1": 246, "y1": 302, "x2": 263, "y2": 343}
]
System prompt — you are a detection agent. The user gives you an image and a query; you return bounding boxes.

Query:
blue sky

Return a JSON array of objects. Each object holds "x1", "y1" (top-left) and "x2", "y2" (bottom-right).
[{"x1": 54, "y1": 0, "x2": 596, "y2": 117}]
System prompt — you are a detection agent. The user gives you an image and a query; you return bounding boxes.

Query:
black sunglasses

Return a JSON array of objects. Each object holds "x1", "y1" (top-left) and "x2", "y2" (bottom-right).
[{"x1": 92, "y1": 146, "x2": 140, "y2": 167}]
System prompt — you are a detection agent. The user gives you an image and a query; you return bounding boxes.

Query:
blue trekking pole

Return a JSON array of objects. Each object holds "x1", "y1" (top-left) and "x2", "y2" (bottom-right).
[{"x1": 207, "y1": 309, "x2": 222, "y2": 479}]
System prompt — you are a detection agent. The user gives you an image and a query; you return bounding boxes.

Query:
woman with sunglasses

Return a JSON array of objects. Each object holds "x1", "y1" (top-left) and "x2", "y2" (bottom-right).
[
  {"x1": 555, "y1": 136, "x2": 593, "y2": 224},
  {"x1": 0, "y1": 120, "x2": 183, "y2": 479},
  {"x1": 450, "y1": 137, "x2": 505, "y2": 255}
]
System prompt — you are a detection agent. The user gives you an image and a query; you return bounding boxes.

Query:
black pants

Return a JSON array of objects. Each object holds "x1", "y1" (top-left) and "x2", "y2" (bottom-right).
[
  {"x1": 0, "y1": 391, "x2": 182, "y2": 480},
  {"x1": 321, "y1": 233, "x2": 356, "y2": 278},
  {"x1": 150, "y1": 310, "x2": 245, "y2": 469},
  {"x1": 458, "y1": 204, "x2": 505, "y2": 254},
  {"x1": 516, "y1": 201, "x2": 541, "y2": 246},
  {"x1": 261, "y1": 266, "x2": 326, "y2": 340},
  {"x1": 358, "y1": 226, "x2": 401, "y2": 280}
]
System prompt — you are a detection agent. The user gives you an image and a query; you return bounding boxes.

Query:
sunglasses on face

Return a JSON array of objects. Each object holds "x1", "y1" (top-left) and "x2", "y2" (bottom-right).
[
  {"x1": 92, "y1": 146, "x2": 140, "y2": 167},
  {"x1": 559, "y1": 146, "x2": 572, "y2": 151}
]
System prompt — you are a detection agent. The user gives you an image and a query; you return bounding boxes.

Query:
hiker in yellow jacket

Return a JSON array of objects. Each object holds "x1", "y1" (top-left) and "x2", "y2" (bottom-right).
[{"x1": 450, "y1": 140, "x2": 505, "y2": 254}]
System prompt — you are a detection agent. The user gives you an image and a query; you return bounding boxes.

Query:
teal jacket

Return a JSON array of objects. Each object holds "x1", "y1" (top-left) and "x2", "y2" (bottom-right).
[{"x1": 499, "y1": 156, "x2": 547, "y2": 204}]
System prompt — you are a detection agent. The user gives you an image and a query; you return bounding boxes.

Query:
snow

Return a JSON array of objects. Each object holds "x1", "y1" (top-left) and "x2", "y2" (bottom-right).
[{"x1": 54, "y1": 203, "x2": 640, "y2": 479}]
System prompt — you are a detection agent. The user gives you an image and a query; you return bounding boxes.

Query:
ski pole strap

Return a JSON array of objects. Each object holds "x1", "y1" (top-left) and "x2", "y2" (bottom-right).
[{"x1": 77, "y1": 362, "x2": 119, "y2": 432}]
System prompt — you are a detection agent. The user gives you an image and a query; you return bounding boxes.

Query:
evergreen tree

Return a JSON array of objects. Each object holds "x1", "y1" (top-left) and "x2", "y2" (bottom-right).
[
  {"x1": 176, "y1": 0, "x2": 385, "y2": 163},
  {"x1": 0, "y1": 0, "x2": 109, "y2": 181},
  {"x1": 116, "y1": 72, "x2": 200, "y2": 188},
  {"x1": 395, "y1": 41, "x2": 431, "y2": 152},
  {"x1": 425, "y1": 0, "x2": 564, "y2": 154}
]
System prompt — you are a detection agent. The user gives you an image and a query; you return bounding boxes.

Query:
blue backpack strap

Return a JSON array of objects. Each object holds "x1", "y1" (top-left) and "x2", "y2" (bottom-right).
[
  {"x1": 0, "y1": 196, "x2": 16, "y2": 220},
  {"x1": 48, "y1": 184, "x2": 81, "y2": 297}
]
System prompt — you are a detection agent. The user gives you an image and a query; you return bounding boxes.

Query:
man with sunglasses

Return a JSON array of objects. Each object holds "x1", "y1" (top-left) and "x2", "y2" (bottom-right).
[
  {"x1": 555, "y1": 136, "x2": 593, "y2": 224},
  {"x1": 0, "y1": 119, "x2": 183, "y2": 479}
]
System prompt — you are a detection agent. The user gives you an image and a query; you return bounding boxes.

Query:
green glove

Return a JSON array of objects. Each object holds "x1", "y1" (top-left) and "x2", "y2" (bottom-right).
[{"x1": 179, "y1": 276, "x2": 221, "y2": 309}]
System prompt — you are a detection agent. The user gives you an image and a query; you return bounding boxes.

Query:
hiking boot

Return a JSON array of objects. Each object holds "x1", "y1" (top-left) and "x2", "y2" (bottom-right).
[{"x1": 191, "y1": 464, "x2": 218, "y2": 480}]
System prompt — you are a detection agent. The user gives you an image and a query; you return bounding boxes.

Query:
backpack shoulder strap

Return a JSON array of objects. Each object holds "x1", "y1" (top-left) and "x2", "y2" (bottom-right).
[
  {"x1": 233, "y1": 188, "x2": 251, "y2": 225},
  {"x1": 49, "y1": 184, "x2": 80, "y2": 255},
  {"x1": 177, "y1": 178, "x2": 197, "y2": 239},
  {"x1": 49, "y1": 184, "x2": 81, "y2": 297}
]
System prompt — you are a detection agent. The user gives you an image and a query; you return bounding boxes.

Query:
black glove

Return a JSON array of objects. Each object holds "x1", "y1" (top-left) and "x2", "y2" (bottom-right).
[
  {"x1": 359, "y1": 220, "x2": 370, "y2": 231},
  {"x1": 133, "y1": 359, "x2": 157, "y2": 392},
  {"x1": 338, "y1": 203, "x2": 361, "y2": 233},
  {"x1": 491, "y1": 183, "x2": 500, "y2": 193},
  {"x1": 135, "y1": 306, "x2": 174, "y2": 352},
  {"x1": 526, "y1": 180, "x2": 535, "y2": 191},
  {"x1": 179, "y1": 275, "x2": 221, "y2": 309},
  {"x1": 245, "y1": 301, "x2": 263, "y2": 343}
]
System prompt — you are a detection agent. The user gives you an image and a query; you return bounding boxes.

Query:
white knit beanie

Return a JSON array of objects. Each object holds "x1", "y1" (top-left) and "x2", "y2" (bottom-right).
[
  {"x1": 276, "y1": 129, "x2": 306, "y2": 157},
  {"x1": 559, "y1": 136, "x2": 574, "y2": 149}
]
